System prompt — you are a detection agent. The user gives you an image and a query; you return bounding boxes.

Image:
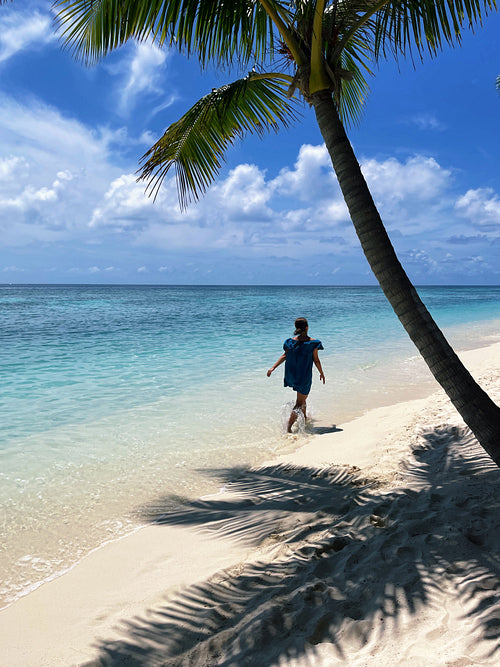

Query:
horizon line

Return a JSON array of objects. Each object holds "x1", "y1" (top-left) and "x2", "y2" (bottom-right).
[{"x1": 1, "y1": 283, "x2": 499, "y2": 288}]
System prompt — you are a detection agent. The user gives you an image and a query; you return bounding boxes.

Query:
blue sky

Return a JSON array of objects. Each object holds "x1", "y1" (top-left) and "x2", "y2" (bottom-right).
[{"x1": 0, "y1": 2, "x2": 499, "y2": 285}]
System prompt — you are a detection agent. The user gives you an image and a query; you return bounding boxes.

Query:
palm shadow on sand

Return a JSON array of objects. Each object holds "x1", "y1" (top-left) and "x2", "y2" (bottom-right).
[{"x1": 87, "y1": 425, "x2": 500, "y2": 666}]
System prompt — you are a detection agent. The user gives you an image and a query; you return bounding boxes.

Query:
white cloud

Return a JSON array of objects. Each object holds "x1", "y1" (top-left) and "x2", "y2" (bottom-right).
[
  {"x1": 211, "y1": 164, "x2": 273, "y2": 221},
  {"x1": 115, "y1": 43, "x2": 171, "y2": 114},
  {"x1": 0, "y1": 9, "x2": 55, "y2": 64},
  {"x1": 353, "y1": 154, "x2": 458, "y2": 236},
  {"x1": 407, "y1": 113, "x2": 445, "y2": 132},
  {"x1": 361, "y1": 155, "x2": 451, "y2": 202},
  {"x1": 320, "y1": 200, "x2": 350, "y2": 225},
  {"x1": 148, "y1": 96, "x2": 178, "y2": 121},
  {"x1": 86, "y1": 145, "x2": 470, "y2": 260},
  {"x1": 0, "y1": 96, "x2": 496, "y2": 280},
  {"x1": 271, "y1": 144, "x2": 336, "y2": 201},
  {"x1": 0, "y1": 177, "x2": 69, "y2": 212},
  {"x1": 400, "y1": 248, "x2": 439, "y2": 272},
  {"x1": 127, "y1": 149, "x2": 355, "y2": 257},
  {"x1": 0, "y1": 155, "x2": 29, "y2": 179},
  {"x1": 139, "y1": 130, "x2": 157, "y2": 145},
  {"x1": 89, "y1": 161, "x2": 276, "y2": 247},
  {"x1": 2, "y1": 103, "x2": 460, "y2": 260},
  {"x1": 89, "y1": 172, "x2": 189, "y2": 231},
  {"x1": 272, "y1": 148, "x2": 453, "y2": 219},
  {"x1": 0, "y1": 95, "x2": 124, "y2": 242},
  {"x1": 455, "y1": 188, "x2": 500, "y2": 230},
  {"x1": 0, "y1": 96, "x2": 116, "y2": 172},
  {"x1": 90, "y1": 174, "x2": 154, "y2": 229}
]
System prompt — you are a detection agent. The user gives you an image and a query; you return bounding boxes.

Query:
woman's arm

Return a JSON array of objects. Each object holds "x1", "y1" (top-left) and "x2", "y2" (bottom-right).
[
  {"x1": 313, "y1": 348, "x2": 325, "y2": 384},
  {"x1": 267, "y1": 352, "x2": 286, "y2": 377}
]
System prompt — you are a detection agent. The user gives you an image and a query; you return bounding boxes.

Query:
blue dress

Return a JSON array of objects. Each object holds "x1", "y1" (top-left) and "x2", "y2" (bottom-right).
[{"x1": 283, "y1": 338, "x2": 324, "y2": 396}]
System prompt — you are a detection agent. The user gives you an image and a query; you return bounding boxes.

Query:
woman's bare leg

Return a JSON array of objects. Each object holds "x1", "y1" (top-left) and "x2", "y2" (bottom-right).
[{"x1": 288, "y1": 392, "x2": 308, "y2": 433}]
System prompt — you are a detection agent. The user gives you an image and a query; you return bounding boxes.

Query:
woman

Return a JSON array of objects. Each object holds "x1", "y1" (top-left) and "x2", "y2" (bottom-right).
[{"x1": 267, "y1": 317, "x2": 325, "y2": 432}]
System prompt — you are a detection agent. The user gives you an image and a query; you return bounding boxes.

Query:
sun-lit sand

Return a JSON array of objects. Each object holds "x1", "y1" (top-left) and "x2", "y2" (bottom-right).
[{"x1": 1, "y1": 343, "x2": 499, "y2": 666}]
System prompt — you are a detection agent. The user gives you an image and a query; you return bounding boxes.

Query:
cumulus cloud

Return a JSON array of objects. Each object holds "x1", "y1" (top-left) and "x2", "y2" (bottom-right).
[
  {"x1": 211, "y1": 164, "x2": 273, "y2": 221},
  {"x1": 89, "y1": 174, "x2": 156, "y2": 229},
  {"x1": 270, "y1": 148, "x2": 458, "y2": 239},
  {"x1": 0, "y1": 95, "x2": 497, "y2": 281},
  {"x1": 398, "y1": 248, "x2": 442, "y2": 278},
  {"x1": 0, "y1": 8, "x2": 55, "y2": 64},
  {"x1": 361, "y1": 155, "x2": 451, "y2": 202},
  {"x1": 0, "y1": 156, "x2": 29, "y2": 180},
  {"x1": 1, "y1": 105, "x2": 460, "y2": 262},
  {"x1": 1, "y1": 171, "x2": 79, "y2": 213},
  {"x1": 88, "y1": 170, "x2": 195, "y2": 233},
  {"x1": 88, "y1": 152, "x2": 342, "y2": 257},
  {"x1": 85, "y1": 144, "x2": 488, "y2": 264},
  {"x1": 271, "y1": 144, "x2": 336, "y2": 201},
  {"x1": 455, "y1": 188, "x2": 500, "y2": 230},
  {"x1": 356, "y1": 155, "x2": 458, "y2": 236},
  {"x1": 0, "y1": 95, "x2": 124, "y2": 240}
]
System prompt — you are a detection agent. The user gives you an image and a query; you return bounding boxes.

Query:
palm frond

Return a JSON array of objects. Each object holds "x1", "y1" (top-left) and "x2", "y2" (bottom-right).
[
  {"x1": 139, "y1": 72, "x2": 298, "y2": 208},
  {"x1": 336, "y1": 37, "x2": 373, "y2": 127},
  {"x1": 54, "y1": 0, "x2": 275, "y2": 67},
  {"x1": 373, "y1": 0, "x2": 498, "y2": 60}
]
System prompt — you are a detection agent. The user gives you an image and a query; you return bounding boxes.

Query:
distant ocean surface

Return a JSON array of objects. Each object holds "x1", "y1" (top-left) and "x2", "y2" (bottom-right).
[{"x1": 1, "y1": 284, "x2": 500, "y2": 608}]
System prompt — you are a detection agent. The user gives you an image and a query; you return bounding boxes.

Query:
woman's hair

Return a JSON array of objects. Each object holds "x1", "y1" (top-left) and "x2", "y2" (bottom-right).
[{"x1": 294, "y1": 317, "x2": 308, "y2": 335}]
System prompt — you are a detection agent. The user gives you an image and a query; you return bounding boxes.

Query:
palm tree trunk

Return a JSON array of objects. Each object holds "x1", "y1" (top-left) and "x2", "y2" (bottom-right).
[{"x1": 311, "y1": 90, "x2": 500, "y2": 466}]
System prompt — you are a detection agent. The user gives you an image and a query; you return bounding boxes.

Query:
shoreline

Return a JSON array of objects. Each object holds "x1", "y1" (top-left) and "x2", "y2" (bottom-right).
[{"x1": 1, "y1": 342, "x2": 499, "y2": 665}]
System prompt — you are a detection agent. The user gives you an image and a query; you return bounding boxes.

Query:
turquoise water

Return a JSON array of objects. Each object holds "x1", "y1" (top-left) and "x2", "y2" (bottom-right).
[{"x1": 1, "y1": 284, "x2": 500, "y2": 607}]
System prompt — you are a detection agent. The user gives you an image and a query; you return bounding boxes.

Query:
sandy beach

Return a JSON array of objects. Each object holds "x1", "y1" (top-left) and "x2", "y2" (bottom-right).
[{"x1": 1, "y1": 343, "x2": 499, "y2": 666}]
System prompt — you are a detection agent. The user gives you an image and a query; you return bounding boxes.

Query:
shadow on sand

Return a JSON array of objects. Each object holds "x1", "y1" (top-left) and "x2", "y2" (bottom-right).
[
  {"x1": 86, "y1": 425, "x2": 500, "y2": 666},
  {"x1": 310, "y1": 425, "x2": 343, "y2": 435}
]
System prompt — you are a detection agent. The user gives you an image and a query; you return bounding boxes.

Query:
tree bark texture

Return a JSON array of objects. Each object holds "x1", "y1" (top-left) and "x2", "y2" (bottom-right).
[{"x1": 311, "y1": 90, "x2": 500, "y2": 466}]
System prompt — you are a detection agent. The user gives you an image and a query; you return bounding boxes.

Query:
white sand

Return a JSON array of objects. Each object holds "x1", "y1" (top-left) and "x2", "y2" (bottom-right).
[{"x1": 1, "y1": 343, "x2": 499, "y2": 666}]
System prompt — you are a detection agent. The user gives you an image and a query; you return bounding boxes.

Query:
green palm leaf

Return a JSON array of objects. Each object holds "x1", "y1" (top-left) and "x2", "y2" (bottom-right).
[
  {"x1": 139, "y1": 72, "x2": 298, "y2": 208},
  {"x1": 55, "y1": 0, "x2": 275, "y2": 67},
  {"x1": 336, "y1": 45, "x2": 373, "y2": 127},
  {"x1": 372, "y1": 0, "x2": 497, "y2": 59}
]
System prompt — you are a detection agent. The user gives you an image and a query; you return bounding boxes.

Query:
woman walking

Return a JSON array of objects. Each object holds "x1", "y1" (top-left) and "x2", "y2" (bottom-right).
[{"x1": 267, "y1": 317, "x2": 325, "y2": 432}]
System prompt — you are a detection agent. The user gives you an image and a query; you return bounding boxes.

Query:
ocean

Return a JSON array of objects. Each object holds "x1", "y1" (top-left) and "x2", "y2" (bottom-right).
[{"x1": 1, "y1": 284, "x2": 500, "y2": 608}]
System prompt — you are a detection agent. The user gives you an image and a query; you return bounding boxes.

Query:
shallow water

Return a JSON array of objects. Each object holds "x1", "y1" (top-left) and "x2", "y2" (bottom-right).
[{"x1": 1, "y1": 284, "x2": 500, "y2": 607}]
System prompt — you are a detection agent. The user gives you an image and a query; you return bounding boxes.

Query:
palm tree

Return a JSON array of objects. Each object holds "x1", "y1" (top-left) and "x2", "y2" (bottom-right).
[{"x1": 55, "y1": 0, "x2": 500, "y2": 465}]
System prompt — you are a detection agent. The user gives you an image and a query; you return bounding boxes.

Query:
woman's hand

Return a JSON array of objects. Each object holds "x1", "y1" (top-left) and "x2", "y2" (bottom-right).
[{"x1": 267, "y1": 353, "x2": 286, "y2": 377}]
